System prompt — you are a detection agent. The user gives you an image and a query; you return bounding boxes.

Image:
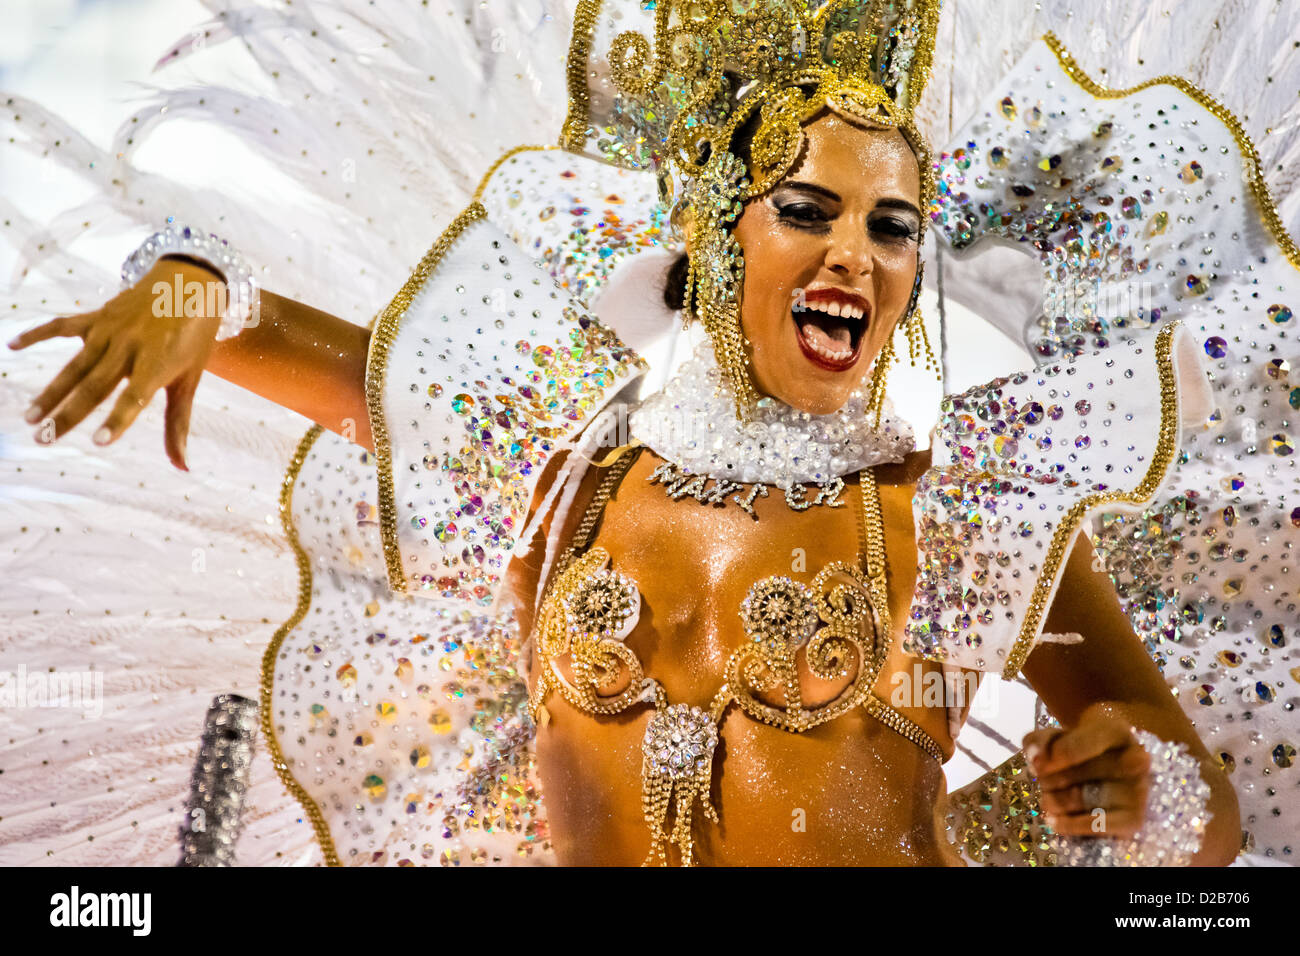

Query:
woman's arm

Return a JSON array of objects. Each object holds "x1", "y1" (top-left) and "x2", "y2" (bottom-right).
[
  {"x1": 200, "y1": 266, "x2": 374, "y2": 453},
  {"x1": 9, "y1": 256, "x2": 375, "y2": 464},
  {"x1": 1021, "y1": 533, "x2": 1241, "y2": 866}
]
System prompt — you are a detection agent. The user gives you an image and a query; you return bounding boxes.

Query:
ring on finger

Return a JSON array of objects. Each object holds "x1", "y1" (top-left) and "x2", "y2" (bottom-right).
[{"x1": 1080, "y1": 780, "x2": 1106, "y2": 809}]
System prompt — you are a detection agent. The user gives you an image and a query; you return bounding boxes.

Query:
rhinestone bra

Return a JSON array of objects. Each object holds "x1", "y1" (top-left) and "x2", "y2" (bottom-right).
[{"x1": 526, "y1": 443, "x2": 944, "y2": 867}]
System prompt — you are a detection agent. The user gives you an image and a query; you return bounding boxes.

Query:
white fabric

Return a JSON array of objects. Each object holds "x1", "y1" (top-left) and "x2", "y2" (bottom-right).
[{"x1": 2, "y1": 1, "x2": 1298, "y2": 866}]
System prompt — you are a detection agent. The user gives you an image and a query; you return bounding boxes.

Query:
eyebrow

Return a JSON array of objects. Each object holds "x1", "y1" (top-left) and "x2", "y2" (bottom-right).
[{"x1": 779, "y1": 180, "x2": 922, "y2": 220}]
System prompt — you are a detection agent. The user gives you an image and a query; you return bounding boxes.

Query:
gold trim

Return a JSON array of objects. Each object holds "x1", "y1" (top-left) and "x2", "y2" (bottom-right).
[
  {"x1": 471, "y1": 143, "x2": 558, "y2": 203},
  {"x1": 865, "y1": 693, "x2": 945, "y2": 762},
  {"x1": 1001, "y1": 322, "x2": 1182, "y2": 679},
  {"x1": 262, "y1": 143, "x2": 558, "y2": 860},
  {"x1": 365, "y1": 143, "x2": 559, "y2": 591},
  {"x1": 365, "y1": 202, "x2": 488, "y2": 593},
  {"x1": 906, "y1": 0, "x2": 943, "y2": 120},
  {"x1": 361, "y1": 143, "x2": 553, "y2": 340},
  {"x1": 261, "y1": 424, "x2": 341, "y2": 866},
  {"x1": 1043, "y1": 31, "x2": 1300, "y2": 274},
  {"x1": 560, "y1": 0, "x2": 604, "y2": 151}
]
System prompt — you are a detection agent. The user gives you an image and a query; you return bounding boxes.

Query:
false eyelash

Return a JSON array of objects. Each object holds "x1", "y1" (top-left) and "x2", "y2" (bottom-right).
[
  {"x1": 870, "y1": 218, "x2": 921, "y2": 241},
  {"x1": 774, "y1": 202, "x2": 829, "y2": 225},
  {"x1": 775, "y1": 201, "x2": 920, "y2": 242}
]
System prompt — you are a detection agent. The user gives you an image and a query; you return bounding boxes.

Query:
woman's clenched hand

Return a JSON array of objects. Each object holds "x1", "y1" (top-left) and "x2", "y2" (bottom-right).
[
  {"x1": 1023, "y1": 707, "x2": 1152, "y2": 839},
  {"x1": 8, "y1": 258, "x2": 227, "y2": 471}
]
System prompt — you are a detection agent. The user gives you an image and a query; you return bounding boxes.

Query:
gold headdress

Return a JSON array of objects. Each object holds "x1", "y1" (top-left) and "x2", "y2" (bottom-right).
[{"x1": 562, "y1": 0, "x2": 943, "y2": 420}]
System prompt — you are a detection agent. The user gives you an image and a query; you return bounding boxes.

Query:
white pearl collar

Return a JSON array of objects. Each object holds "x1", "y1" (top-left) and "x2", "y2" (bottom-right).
[{"x1": 627, "y1": 336, "x2": 916, "y2": 487}]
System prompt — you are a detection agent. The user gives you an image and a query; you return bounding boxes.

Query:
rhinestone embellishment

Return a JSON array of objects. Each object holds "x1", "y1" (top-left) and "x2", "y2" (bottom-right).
[
  {"x1": 740, "y1": 577, "x2": 819, "y2": 656},
  {"x1": 643, "y1": 704, "x2": 720, "y2": 782},
  {"x1": 564, "y1": 568, "x2": 639, "y2": 642}
]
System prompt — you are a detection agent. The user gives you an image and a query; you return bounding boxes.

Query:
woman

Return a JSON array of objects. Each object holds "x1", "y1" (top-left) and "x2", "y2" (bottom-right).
[
  {"x1": 512, "y1": 104, "x2": 1237, "y2": 866},
  {"x1": 5, "y1": 0, "x2": 1288, "y2": 866}
]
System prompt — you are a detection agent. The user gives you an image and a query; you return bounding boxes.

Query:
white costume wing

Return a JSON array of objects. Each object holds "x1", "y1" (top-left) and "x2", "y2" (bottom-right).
[
  {"x1": 931, "y1": 37, "x2": 1300, "y2": 863},
  {"x1": 267, "y1": 188, "x2": 647, "y2": 864},
  {"x1": 4, "y1": 1, "x2": 1297, "y2": 867},
  {"x1": 0, "y1": 1, "x2": 581, "y2": 866}
]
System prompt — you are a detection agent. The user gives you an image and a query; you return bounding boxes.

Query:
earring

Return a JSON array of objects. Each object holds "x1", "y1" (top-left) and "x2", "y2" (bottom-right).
[
  {"x1": 902, "y1": 259, "x2": 941, "y2": 380},
  {"x1": 866, "y1": 256, "x2": 940, "y2": 428},
  {"x1": 682, "y1": 148, "x2": 759, "y2": 421},
  {"x1": 865, "y1": 332, "x2": 896, "y2": 428}
]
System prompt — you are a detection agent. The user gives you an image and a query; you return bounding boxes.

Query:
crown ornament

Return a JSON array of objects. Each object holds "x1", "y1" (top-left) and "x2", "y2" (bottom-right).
[{"x1": 562, "y1": 1, "x2": 942, "y2": 420}]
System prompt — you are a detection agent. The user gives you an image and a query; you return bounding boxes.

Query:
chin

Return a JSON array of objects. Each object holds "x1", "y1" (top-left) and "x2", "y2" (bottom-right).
[
  {"x1": 748, "y1": 328, "x2": 870, "y2": 416},
  {"x1": 772, "y1": 381, "x2": 857, "y2": 416}
]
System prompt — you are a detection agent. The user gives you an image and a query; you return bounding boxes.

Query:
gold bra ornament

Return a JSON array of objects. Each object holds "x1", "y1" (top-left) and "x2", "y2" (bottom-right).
[{"x1": 526, "y1": 445, "x2": 944, "y2": 866}]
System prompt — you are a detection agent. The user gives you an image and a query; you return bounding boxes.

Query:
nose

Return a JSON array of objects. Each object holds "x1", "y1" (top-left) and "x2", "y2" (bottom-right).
[{"x1": 824, "y1": 220, "x2": 873, "y2": 278}]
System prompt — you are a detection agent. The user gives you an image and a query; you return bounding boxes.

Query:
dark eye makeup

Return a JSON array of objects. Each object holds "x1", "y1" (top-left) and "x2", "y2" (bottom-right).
[
  {"x1": 771, "y1": 196, "x2": 919, "y2": 242},
  {"x1": 774, "y1": 201, "x2": 830, "y2": 226},
  {"x1": 869, "y1": 216, "x2": 920, "y2": 241}
]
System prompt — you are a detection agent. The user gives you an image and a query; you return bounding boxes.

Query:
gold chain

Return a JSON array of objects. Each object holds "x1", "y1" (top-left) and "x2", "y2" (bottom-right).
[{"x1": 856, "y1": 466, "x2": 891, "y2": 640}]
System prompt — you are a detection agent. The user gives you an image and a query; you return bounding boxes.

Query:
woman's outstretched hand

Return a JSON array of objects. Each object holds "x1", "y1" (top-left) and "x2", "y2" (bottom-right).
[
  {"x1": 1023, "y1": 708, "x2": 1152, "y2": 839},
  {"x1": 7, "y1": 258, "x2": 226, "y2": 471}
]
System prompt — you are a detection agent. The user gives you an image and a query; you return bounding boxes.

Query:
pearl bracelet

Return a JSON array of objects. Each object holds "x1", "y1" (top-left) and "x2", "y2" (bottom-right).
[
  {"x1": 1049, "y1": 728, "x2": 1213, "y2": 866},
  {"x1": 121, "y1": 220, "x2": 258, "y2": 341}
]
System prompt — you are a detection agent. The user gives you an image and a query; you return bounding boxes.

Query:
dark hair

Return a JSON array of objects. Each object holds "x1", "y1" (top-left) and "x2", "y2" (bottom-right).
[{"x1": 663, "y1": 249, "x2": 693, "y2": 313}]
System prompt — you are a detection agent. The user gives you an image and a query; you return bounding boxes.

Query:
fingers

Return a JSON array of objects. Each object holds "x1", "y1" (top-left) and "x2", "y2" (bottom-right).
[
  {"x1": 23, "y1": 336, "x2": 111, "y2": 429},
  {"x1": 7, "y1": 313, "x2": 92, "y2": 351},
  {"x1": 34, "y1": 345, "x2": 134, "y2": 444},
  {"x1": 96, "y1": 375, "x2": 162, "y2": 447},
  {"x1": 162, "y1": 369, "x2": 200, "y2": 471},
  {"x1": 1041, "y1": 777, "x2": 1149, "y2": 816},
  {"x1": 1021, "y1": 726, "x2": 1065, "y2": 770},
  {"x1": 1024, "y1": 712, "x2": 1133, "y2": 776},
  {"x1": 1025, "y1": 716, "x2": 1153, "y2": 840},
  {"x1": 1038, "y1": 740, "x2": 1150, "y2": 791}
]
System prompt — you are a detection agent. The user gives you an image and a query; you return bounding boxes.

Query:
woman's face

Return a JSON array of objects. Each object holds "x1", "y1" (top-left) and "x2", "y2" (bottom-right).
[{"x1": 729, "y1": 111, "x2": 922, "y2": 415}]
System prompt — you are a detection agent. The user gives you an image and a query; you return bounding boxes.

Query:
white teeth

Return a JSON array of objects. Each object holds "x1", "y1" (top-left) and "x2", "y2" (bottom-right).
[{"x1": 796, "y1": 298, "x2": 866, "y2": 322}]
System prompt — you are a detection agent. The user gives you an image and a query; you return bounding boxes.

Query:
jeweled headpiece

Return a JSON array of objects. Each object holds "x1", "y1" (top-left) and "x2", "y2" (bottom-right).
[{"x1": 561, "y1": 0, "x2": 942, "y2": 420}]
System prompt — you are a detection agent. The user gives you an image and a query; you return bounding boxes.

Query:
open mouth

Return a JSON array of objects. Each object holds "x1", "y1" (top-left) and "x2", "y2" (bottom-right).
[{"x1": 792, "y1": 290, "x2": 870, "y2": 372}]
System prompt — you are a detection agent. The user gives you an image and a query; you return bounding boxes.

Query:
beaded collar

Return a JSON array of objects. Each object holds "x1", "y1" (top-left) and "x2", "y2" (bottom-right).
[{"x1": 627, "y1": 337, "x2": 916, "y2": 489}]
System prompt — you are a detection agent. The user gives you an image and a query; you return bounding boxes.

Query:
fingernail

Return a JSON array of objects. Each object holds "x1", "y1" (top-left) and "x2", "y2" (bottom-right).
[
  {"x1": 7, "y1": 336, "x2": 21, "y2": 349},
  {"x1": 1025, "y1": 743, "x2": 1041, "y2": 767},
  {"x1": 24, "y1": 404, "x2": 42, "y2": 424},
  {"x1": 93, "y1": 427, "x2": 112, "y2": 445}
]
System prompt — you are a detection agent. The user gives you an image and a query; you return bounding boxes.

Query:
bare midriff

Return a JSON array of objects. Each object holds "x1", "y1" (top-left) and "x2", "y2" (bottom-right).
[{"x1": 510, "y1": 445, "x2": 973, "y2": 866}]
